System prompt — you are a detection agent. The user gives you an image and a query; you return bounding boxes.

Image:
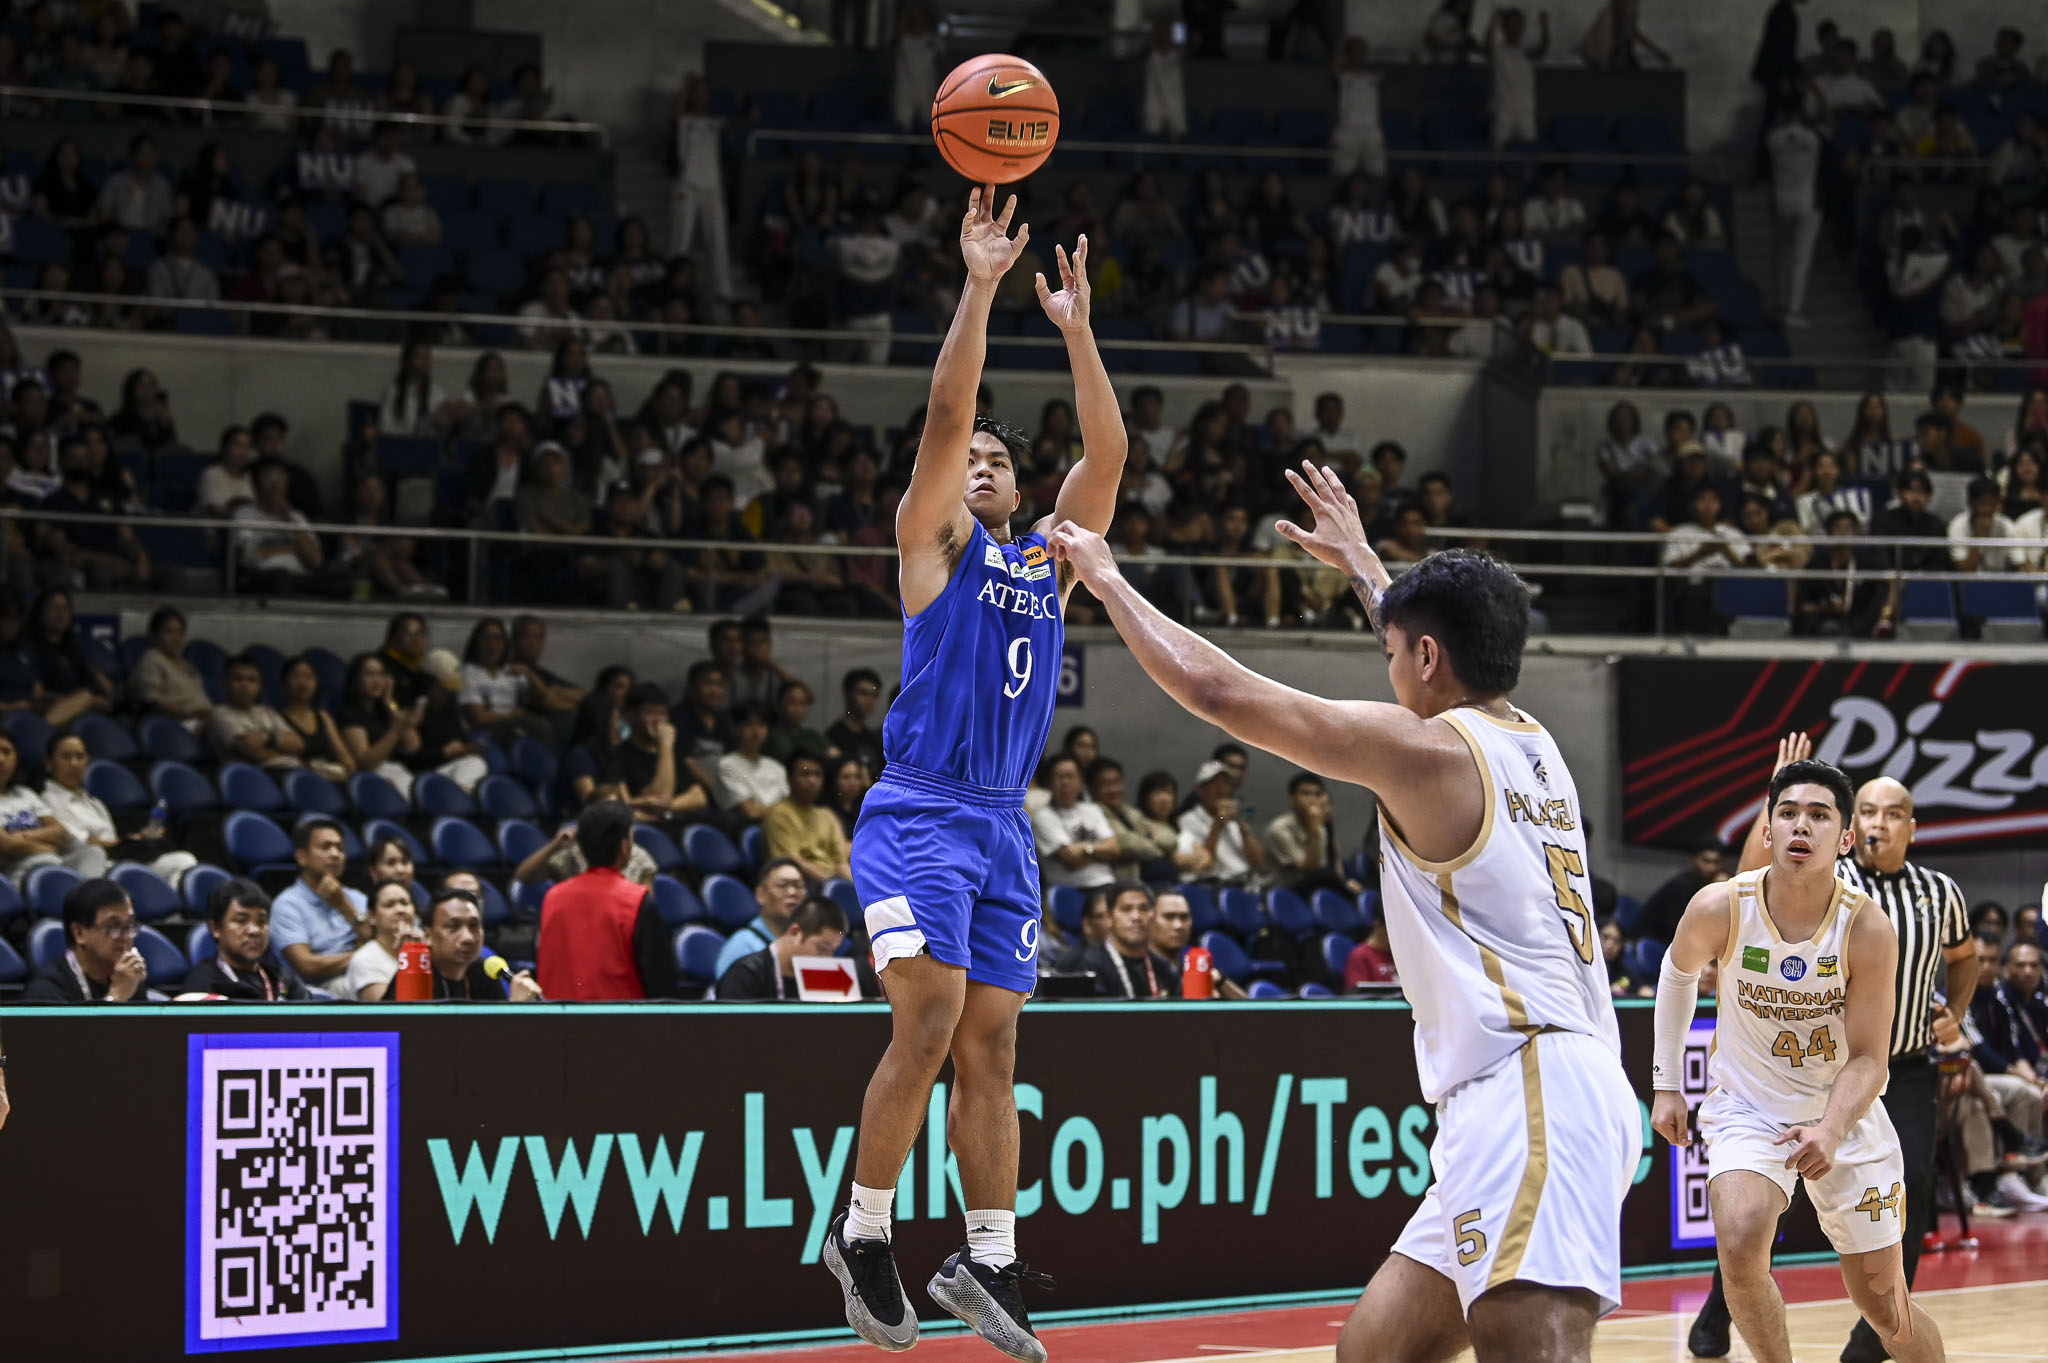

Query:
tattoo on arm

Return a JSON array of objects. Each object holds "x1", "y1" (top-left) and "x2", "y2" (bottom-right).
[{"x1": 1348, "y1": 575, "x2": 1384, "y2": 631}]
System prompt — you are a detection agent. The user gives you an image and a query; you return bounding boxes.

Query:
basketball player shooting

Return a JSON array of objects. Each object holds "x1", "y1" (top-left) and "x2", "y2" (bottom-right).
[
  {"x1": 1050, "y1": 464, "x2": 1637, "y2": 1363},
  {"x1": 824, "y1": 185, "x2": 1125, "y2": 1362},
  {"x1": 1649, "y1": 759, "x2": 1946, "y2": 1363}
]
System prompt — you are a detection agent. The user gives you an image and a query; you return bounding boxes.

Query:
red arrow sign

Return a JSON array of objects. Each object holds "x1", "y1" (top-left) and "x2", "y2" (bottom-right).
[{"x1": 795, "y1": 958, "x2": 859, "y2": 1000}]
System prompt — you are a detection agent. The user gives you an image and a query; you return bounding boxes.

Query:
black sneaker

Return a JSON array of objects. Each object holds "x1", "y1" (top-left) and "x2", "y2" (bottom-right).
[
  {"x1": 1686, "y1": 1293, "x2": 1730, "y2": 1358},
  {"x1": 927, "y1": 1248, "x2": 1054, "y2": 1363},
  {"x1": 823, "y1": 1213, "x2": 918, "y2": 1352}
]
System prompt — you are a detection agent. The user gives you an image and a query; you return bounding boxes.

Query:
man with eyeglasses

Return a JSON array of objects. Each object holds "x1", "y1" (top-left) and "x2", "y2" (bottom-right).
[{"x1": 24, "y1": 878, "x2": 156, "y2": 1002}]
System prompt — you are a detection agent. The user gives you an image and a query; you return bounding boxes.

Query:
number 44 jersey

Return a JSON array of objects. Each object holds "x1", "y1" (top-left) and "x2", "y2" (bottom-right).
[
  {"x1": 1375, "y1": 705, "x2": 1621, "y2": 1105},
  {"x1": 883, "y1": 519, "x2": 1062, "y2": 792}
]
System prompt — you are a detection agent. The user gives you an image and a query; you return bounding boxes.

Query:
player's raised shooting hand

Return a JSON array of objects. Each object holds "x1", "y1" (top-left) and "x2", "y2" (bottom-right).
[
  {"x1": 1034, "y1": 235, "x2": 1091, "y2": 332},
  {"x1": 1774, "y1": 1123, "x2": 1840, "y2": 1179},
  {"x1": 1276, "y1": 461, "x2": 1383, "y2": 582},
  {"x1": 1649, "y1": 1090, "x2": 1690, "y2": 1147},
  {"x1": 961, "y1": 184, "x2": 1030, "y2": 284},
  {"x1": 1048, "y1": 522, "x2": 1120, "y2": 589}
]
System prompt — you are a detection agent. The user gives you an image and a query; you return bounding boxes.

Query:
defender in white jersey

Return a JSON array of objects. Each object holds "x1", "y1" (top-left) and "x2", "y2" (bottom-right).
[
  {"x1": 1651, "y1": 761, "x2": 1946, "y2": 1363},
  {"x1": 1051, "y1": 462, "x2": 1636, "y2": 1363}
]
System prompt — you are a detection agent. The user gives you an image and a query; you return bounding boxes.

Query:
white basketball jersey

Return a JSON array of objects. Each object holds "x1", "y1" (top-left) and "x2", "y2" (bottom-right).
[
  {"x1": 1377, "y1": 706, "x2": 1620, "y2": 1103},
  {"x1": 1709, "y1": 867, "x2": 1875, "y2": 1121}
]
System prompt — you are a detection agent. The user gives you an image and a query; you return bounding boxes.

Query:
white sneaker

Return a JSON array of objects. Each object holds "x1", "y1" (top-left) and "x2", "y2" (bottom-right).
[{"x1": 1996, "y1": 1171, "x2": 2048, "y2": 1211}]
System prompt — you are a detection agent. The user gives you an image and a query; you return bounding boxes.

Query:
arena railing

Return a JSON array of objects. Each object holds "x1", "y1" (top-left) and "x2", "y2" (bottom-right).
[
  {"x1": 1540, "y1": 348, "x2": 2048, "y2": 392},
  {"x1": 0, "y1": 84, "x2": 611, "y2": 145},
  {"x1": 0, "y1": 287, "x2": 1279, "y2": 370},
  {"x1": 21, "y1": 509, "x2": 2046, "y2": 638},
  {"x1": 739, "y1": 126, "x2": 1714, "y2": 175}
]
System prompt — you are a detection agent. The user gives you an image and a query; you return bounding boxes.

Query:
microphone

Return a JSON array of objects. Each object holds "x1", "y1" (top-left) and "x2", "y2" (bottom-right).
[{"x1": 483, "y1": 956, "x2": 522, "y2": 995}]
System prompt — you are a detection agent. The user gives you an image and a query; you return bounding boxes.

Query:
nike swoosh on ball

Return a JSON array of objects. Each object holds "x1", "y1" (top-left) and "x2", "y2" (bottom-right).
[{"x1": 987, "y1": 77, "x2": 1039, "y2": 98}]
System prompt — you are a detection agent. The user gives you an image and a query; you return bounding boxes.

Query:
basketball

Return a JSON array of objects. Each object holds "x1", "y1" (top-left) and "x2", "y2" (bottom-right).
[{"x1": 930, "y1": 53, "x2": 1060, "y2": 183}]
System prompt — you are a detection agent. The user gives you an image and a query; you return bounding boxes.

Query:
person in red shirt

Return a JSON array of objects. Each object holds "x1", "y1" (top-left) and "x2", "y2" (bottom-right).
[
  {"x1": 536, "y1": 799, "x2": 677, "y2": 1000},
  {"x1": 1343, "y1": 917, "x2": 1399, "y2": 990}
]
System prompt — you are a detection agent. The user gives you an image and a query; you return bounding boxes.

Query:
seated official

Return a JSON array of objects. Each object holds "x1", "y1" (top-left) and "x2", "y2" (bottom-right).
[
  {"x1": 1077, "y1": 882, "x2": 1181, "y2": 999},
  {"x1": 23, "y1": 878, "x2": 156, "y2": 1002},
  {"x1": 344, "y1": 879, "x2": 421, "y2": 1001},
  {"x1": 536, "y1": 800, "x2": 679, "y2": 1000},
  {"x1": 716, "y1": 894, "x2": 849, "y2": 1000},
  {"x1": 269, "y1": 818, "x2": 372, "y2": 989},
  {"x1": 1148, "y1": 886, "x2": 1249, "y2": 1000},
  {"x1": 181, "y1": 878, "x2": 309, "y2": 1001},
  {"x1": 401, "y1": 884, "x2": 544, "y2": 1002},
  {"x1": 712, "y1": 857, "x2": 810, "y2": 979}
]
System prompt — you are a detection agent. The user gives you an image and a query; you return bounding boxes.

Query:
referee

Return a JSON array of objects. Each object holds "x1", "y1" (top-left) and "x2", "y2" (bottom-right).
[{"x1": 1688, "y1": 752, "x2": 1979, "y2": 1363}]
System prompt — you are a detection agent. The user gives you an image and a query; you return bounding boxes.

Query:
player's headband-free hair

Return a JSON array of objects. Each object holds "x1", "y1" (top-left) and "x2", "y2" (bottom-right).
[{"x1": 971, "y1": 415, "x2": 1030, "y2": 463}]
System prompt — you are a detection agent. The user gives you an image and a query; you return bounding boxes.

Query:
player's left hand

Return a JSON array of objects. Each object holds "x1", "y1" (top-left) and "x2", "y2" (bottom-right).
[
  {"x1": 1034, "y1": 236, "x2": 1091, "y2": 332},
  {"x1": 1048, "y1": 522, "x2": 1121, "y2": 588},
  {"x1": 1774, "y1": 1123, "x2": 1841, "y2": 1178}
]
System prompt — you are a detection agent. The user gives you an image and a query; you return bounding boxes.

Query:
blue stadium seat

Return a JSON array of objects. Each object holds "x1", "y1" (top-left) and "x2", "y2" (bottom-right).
[
  {"x1": 477, "y1": 774, "x2": 539, "y2": 821},
  {"x1": 302, "y1": 648, "x2": 347, "y2": 708},
  {"x1": 135, "y1": 924, "x2": 187, "y2": 987},
  {"x1": 414, "y1": 771, "x2": 478, "y2": 818},
  {"x1": 187, "y1": 922, "x2": 215, "y2": 963},
  {"x1": 477, "y1": 878, "x2": 511, "y2": 927},
  {"x1": 511, "y1": 878, "x2": 551, "y2": 920},
  {"x1": 1047, "y1": 884, "x2": 1084, "y2": 937},
  {"x1": 1960, "y1": 580, "x2": 2039, "y2": 631},
  {"x1": 283, "y1": 767, "x2": 349, "y2": 817},
  {"x1": 506, "y1": 215, "x2": 563, "y2": 260},
  {"x1": 1247, "y1": 980, "x2": 1287, "y2": 999},
  {"x1": 397, "y1": 243, "x2": 454, "y2": 286},
  {"x1": 1200, "y1": 930, "x2": 1256, "y2": 984},
  {"x1": 224, "y1": 810, "x2": 295, "y2": 873},
  {"x1": 1321, "y1": 932, "x2": 1355, "y2": 978},
  {"x1": 1625, "y1": 937, "x2": 1666, "y2": 981},
  {"x1": 376, "y1": 434, "x2": 442, "y2": 483},
  {"x1": 139, "y1": 715, "x2": 205, "y2": 764},
  {"x1": 9, "y1": 217, "x2": 71, "y2": 264},
  {"x1": 219, "y1": 762, "x2": 288, "y2": 814},
  {"x1": 683, "y1": 824, "x2": 744, "y2": 876},
  {"x1": 150, "y1": 760, "x2": 219, "y2": 814},
  {"x1": 1179, "y1": 883, "x2": 1220, "y2": 934},
  {"x1": 675, "y1": 924, "x2": 725, "y2": 984},
  {"x1": 473, "y1": 179, "x2": 532, "y2": 218},
  {"x1": 496, "y1": 817, "x2": 546, "y2": 866},
  {"x1": 74, "y1": 714, "x2": 140, "y2": 763},
  {"x1": 348, "y1": 771, "x2": 410, "y2": 817},
  {"x1": 1265, "y1": 888, "x2": 1315, "y2": 938},
  {"x1": 740, "y1": 824, "x2": 765, "y2": 871},
  {"x1": 1614, "y1": 895, "x2": 1645, "y2": 934},
  {"x1": 632, "y1": 824, "x2": 686, "y2": 873},
  {"x1": 1218, "y1": 887, "x2": 1264, "y2": 938},
  {"x1": 1298, "y1": 982, "x2": 1333, "y2": 999},
  {"x1": 0, "y1": 877, "x2": 24, "y2": 925},
  {"x1": 1311, "y1": 888, "x2": 1362, "y2": 934},
  {"x1": 700, "y1": 873, "x2": 757, "y2": 931},
  {"x1": 1355, "y1": 890, "x2": 1379, "y2": 932},
  {"x1": 31, "y1": 918, "x2": 67, "y2": 969},
  {"x1": 0, "y1": 936, "x2": 25, "y2": 985},
  {"x1": 110, "y1": 863, "x2": 181, "y2": 921},
  {"x1": 821, "y1": 877, "x2": 859, "y2": 919},
  {"x1": 440, "y1": 208, "x2": 497, "y2": 252},
  {"x1": 1899, "y1": 580, "x2": 1958, "y2": 637},
  {"x1": 363, "y1": 818, "x2": 428, "y2": 869},
  {"x1": 430, "y1": 816, "x2": 497, "y2": 869},
  {"x1": 512, "y1": 738, "x2": 558, "y2": 795},
  {"x1": 86, "y1": 760, "x2": 150, "y2": 814},
  {"x1": 28, "y1": 864, "x2": 84, "y2": 918},
  {"x1": 3, "y1": 711, "x2": 53, "y2": 762},
  {"x1": 182, "y1": 863, "x2": 231, "y2": 915},
  {"x1": 1714, "y1": 577, "x2": 1792, "y2": 636},
  {"x1": 652, "y1": 875, "x2": 706, "y2": 927}
]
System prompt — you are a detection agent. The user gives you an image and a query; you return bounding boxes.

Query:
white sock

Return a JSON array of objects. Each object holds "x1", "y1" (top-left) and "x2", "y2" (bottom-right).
[
  {"x1": 965, "y1": 1208, "x2": 1017, "y2": 1268},
  {"x1": 846, "y1": 1182, "x2": 894, "y2": 1242}
]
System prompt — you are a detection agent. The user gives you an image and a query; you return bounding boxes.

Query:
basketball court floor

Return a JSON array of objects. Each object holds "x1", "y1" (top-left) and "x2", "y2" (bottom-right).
[{"x1": 685, "y1": 1221, "x2": 2048, "y2": 1363}]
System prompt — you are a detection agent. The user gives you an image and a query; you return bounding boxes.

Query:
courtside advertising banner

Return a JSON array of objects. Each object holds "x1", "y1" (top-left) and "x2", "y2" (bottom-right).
[
  {"x1": 1619, "y1": 657, "x2": 2048, "y2": 850},
  {"x1": 2, "y1": 1001, "x2": 1818, "y2": 1362}
]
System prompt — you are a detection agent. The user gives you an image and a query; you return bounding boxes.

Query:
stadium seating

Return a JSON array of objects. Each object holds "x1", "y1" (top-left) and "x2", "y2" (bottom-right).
[
  {"x1": 26, "y1": 866, "x2": 83, "y2": 920},
  {"x1": 111, "y1": 864, "x2": 182, "y2": 922},
  {"x1": 700, "y1": 873, "x2": 758, "y2": 931}
]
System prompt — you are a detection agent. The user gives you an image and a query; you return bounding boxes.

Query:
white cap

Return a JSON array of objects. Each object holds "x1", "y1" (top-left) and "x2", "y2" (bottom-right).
[{"x1": 1194, "y1": 759, "x2": 1232, "y2": 786}]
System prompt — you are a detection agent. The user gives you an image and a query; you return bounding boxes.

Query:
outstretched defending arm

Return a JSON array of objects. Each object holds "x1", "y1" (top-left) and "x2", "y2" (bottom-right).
[
  {"x1": 898, "y1": 186, "x2": 1029, "y2": 609},
  {"x1": 1036, "y1": 236, "x2": 1127, "y2": 542},
  {"x1": 1046, "y1": 521, "x2": 1477, "y2": 853}
]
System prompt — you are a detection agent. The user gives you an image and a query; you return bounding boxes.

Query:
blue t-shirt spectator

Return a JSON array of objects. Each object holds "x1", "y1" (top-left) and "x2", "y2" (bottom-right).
[{"x1": 270, "y1": 878, "x2": 369, "y2": 959}]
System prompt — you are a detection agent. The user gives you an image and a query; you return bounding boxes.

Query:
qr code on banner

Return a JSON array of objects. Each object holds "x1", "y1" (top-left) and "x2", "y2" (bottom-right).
[
  {"x1": 1669, "y1": 1018, "x2": 1718, "y2": 1250},
  {"x1": 186, "y1": 1034, "x2": 400, "y2": 1352}
]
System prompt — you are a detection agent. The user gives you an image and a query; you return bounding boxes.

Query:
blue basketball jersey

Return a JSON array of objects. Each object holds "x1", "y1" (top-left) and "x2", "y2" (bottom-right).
[{"x1": 883, "y1": 519, "x2": 1063, "y2": 792}]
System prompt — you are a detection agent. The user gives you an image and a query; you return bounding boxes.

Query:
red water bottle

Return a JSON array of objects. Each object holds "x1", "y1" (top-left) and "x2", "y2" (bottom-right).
[
  {"x1": 1181, "y1": 945, "x2": 1214, "y2": 999},
  {"x1": 394, "y1": 941, "x2": 433, "y2": 1001}
]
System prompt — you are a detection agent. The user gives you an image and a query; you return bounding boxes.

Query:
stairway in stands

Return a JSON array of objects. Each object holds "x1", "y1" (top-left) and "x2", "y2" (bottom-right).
[{"x1": 1732, "y1": 183, "x2": 1884, "y2": 390}]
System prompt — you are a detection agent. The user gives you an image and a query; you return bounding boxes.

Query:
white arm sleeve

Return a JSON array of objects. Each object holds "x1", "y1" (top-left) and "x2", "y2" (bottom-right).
[{"x1": 1651, "y1": 953, "x2": 1701, "y2": 1092}]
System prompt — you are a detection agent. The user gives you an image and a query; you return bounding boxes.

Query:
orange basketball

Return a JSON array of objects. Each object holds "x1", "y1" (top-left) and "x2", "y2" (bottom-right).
[{"x1": 930, "y1": 54, "x2": 1060, "y2": 184}]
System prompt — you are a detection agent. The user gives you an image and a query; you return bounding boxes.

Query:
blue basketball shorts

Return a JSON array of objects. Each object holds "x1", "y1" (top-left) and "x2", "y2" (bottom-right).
[{"x1": 849, "y1": 765, "x2": 1042, "y2": 995}]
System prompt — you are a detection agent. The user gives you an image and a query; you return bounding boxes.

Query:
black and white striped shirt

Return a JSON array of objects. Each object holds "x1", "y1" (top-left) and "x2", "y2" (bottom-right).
[{"x1": 1835, "y1": 858, "x2": 1968, "y2": 1058}]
